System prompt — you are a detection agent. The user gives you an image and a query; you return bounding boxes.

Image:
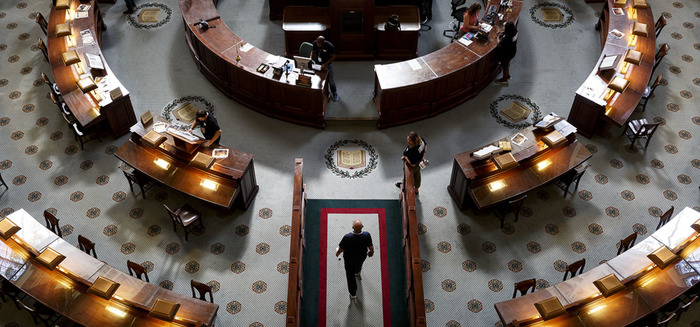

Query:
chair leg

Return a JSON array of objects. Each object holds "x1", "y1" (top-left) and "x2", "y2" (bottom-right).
[
  {"x1": 621, "y1": 123, "x2": 629, "y2": 136},
  {"x1": 644, "y1": 137, "x2": 652, "y2": 149},
  {"x1": 139, "y1": 183, "x2": 147, "y2": 199}
]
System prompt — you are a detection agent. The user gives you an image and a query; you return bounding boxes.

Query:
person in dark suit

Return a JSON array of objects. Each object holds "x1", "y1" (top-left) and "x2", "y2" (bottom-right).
[
  {"x1": 190, "y1": 110, "x2": 221, "y2": 147},
  {"x1": 335, "y1": 220, "x2": 374, "y2": 299},
  {"x1": 495, "y1": 21, "x2": 518, "y2": 85}
]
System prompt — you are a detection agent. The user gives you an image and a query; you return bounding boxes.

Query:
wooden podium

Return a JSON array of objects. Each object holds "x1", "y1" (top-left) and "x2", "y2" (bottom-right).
[{"x1": 329, "y1": 0, "x2": 376, "y2": 59}]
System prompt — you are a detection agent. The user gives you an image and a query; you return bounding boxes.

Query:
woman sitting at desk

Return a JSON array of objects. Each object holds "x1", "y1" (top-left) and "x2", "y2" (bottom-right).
[
  {"x1": 457, "y1": 3, "x2": 482, "y2": 38},
  {"x1": 190, "y1": 110, "x2": 221, "y2": 147}
]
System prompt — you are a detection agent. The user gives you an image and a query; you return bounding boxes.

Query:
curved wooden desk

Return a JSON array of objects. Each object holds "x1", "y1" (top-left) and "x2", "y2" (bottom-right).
[
  {"x1": 180, "y1": 0, "x2": 329, "y2": 129},
  {"x1": 495, "y1": 207, "x2": 700, "y2": 327},
  {"x1": 567, "y1": 0, "x2": 656, "y2": 138},
  {"x1": 47, "y1": 0, "x2": 136, "y2": 138},
  {"x1": 373, "y1": 0, "x2": 522, "y2": 128},
  {"x1": 0, "y1": 209, "x2": 218, "y2": 327},
  {"x1": 448, "y1": 123, "x2": 592, "y2": 211}
]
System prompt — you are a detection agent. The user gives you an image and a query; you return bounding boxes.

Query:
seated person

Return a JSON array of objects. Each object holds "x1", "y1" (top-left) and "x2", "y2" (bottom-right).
[
  {"x1": 457, "y1": 2, "x2": 482, "y2": 39},
  {"x1": 190, "y1": 110, "x2": 221, "y2": 147}
]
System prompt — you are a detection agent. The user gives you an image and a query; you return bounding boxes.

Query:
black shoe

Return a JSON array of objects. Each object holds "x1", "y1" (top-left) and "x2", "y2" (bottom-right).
[{"x1": 395, "y1": 182, "x2": 402, "y2": 188}]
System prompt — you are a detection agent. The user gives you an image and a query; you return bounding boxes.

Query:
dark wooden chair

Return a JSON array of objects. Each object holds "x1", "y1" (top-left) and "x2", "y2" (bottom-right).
[
  {"x1": 36, "y1": 12, "x2": 48, "y2": 36},
  {"x1": 43, "y1": 210, "x2": 62, "y2": 238},
  {"x1": 16, "y1": 298, "x2": 63, "y2": 326},
  {"x1": 123, "y1": 169, "x2": 154, "y2": 199},
  {"x1": 622, "y1": 119, "x2": 660, "y2": 149},
  {"x1": 650, "y1": 43, "x2": 670, "y2": 78},
  {"x1": 164, "y1": 204, "x2": 204, "y2": 242},
  {"x1": 494, "y1": 194, "x2": 527, "y2": 229},
  {"x1": 191, "y1": 280, "x2": 214, "y2": 303},
  {"x1": 512, "y1": 279, "x2": 536, "y2": 299},
  {"x1": 563, "y1": 258, "x2": 585, "y2": 281},
  {"x1": 37, "y1": 38, "x2": 49, "y2": 62},
  {"x1": 42, "y1": 72, "x2": 61, "y2": 97},
  {"x1": 657, "y1": 206, "x2": 675, "y2": 231},
  {"x1": 637, "y1": 73, "x2": 663, "y2": 112},
  {"x1": 0, "y1": 172, "x2": 7, "y2": 191},
  {"x1": 64, "y1": 116, "x2": 101, "y2": 150},
  {"x1": 617, "y1": 232, "x2": 638, "y2": 255},
  {"x1": 554, "y1": 164, "x2": 590, "y2": 198},
  {"x1": 127, "y1": 260, "x2": 150, "y2": 282},
  {"x1": 50, "y1": 93, "x2": 75, "y2": 124},
  {"x1": 655, "y1": 15, "x2": 666, "y2": 38},
  {"x1": 78, "y1": 235, "x2": 97, "y2": 259}
]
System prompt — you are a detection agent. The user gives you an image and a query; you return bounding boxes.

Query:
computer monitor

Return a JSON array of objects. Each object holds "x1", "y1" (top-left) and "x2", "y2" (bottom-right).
[{"x1": 293, "y1": 55, "x2": 312, "y2": 76}]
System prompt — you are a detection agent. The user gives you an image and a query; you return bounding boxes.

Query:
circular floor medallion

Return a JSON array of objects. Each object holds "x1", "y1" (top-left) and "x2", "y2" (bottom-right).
[
  {"x1": 529, "y1": 2, "x2": 575, "y2": 29},
  {"x1": 324, "y1": 139, "x2": 378, "y2": 179},
  {"x1": 162, "y1": 95, "x2": 215, "y2": 127},
  {"x1": 488, "y1": 94, "x2": 542, "y2": 129},
  {"x1": 127, "y1": 2, "x2": 172, "y2": 30}
]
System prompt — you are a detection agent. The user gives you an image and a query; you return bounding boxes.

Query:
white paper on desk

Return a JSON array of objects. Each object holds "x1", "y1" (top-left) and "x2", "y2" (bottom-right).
[
  {"x1": 609, "y1": 29, "x2": 624, "y2": 39},
  {"x1": 407, "y1": 59, "x2": 422, "y2": 70},
  {"x1": 554, "y1": 120, "x2": 577, "y2": 137},
  {"x1": 473, "y1": 145, "x2": 500, "y2": 160},
  {"x1": 480, "y1": 23, "x2": 492, "y2": 33},
  {"x1": 77, "y1": 4, "x2": 90, "y2": 11},
  {"x1": 86, "y1": 53, "x2": 104, "y2": 70},
  {"x1": 265, "y1": 54, "x2": 280, "y2": 63},
  {"x1": 240, "y1": 43, "x2": 254, "y2": 52},
  {"x1": 458, "y1": 37, "x2": 473, "y2": 46},
  {"x1": 74, "y1": 11, "x2": 89, "y2": 19},
  {"x1": 311, "y1": 64, "x2": 322, "y2": 71}
]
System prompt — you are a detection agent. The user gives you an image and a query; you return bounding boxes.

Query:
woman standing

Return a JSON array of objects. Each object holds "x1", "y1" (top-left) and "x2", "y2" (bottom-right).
[
  {"x1": 495, "y1": 22, "x2": 518, "y2": 85},
  {"x1": 396, "y1": 132, "x2": 427, "y2": 194}
]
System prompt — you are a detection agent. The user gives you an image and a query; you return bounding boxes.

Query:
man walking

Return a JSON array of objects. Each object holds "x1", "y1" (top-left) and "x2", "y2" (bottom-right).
[{"x1": 335, "y1": 219, "x2": 374, "y2": 299}]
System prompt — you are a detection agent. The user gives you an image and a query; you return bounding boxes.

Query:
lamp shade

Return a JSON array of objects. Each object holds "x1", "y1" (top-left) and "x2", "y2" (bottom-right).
[
  {"x1": 534, "y1": 297, "x2": 566, "y2": 320},
  {"x1": 88, "y1": 276, "x2": 121, "y2": 300},
  {"x1": 56, "y1": 23, "x2": 71, "y2": 37},
  {"x1": 632, "y1": 22, "x2": 648, "y2": 37},
  {"x1": 647, "y1": 246, "x2": 678, "y2": 269},
  {"x1": 36, "y1": 247, "x2": 65, "y2": 270},
  {"x1": 609, "y1": 76, "x2": 630, "y2": 92},
  {"x1": 149, "y1": 299, "x2": 180, "y2": 321},
  {"x1": 142, "y1": 130, "x2": 166, "y2": 148},
  {"x1": 593, "y1": 273, "x2": 624, "y2": 297},
  {"x1": 633, "y1": 0, "x2": 648, "y2": 9},
  {"x1": 55, "y1": 0, "x2": 70, "y2": 10},
  {"x1": 77, "y1": 77, "x2": 97, "y2": 93},
  {"x1": 61, "y1": 50, "x2": 80, "y2": 66},
  {"x1": 0, "y1": 218, "x2": 21, "y2": 240},
  {"x1": 624, "y1": 49, "x2": 643, "y2": 65}
]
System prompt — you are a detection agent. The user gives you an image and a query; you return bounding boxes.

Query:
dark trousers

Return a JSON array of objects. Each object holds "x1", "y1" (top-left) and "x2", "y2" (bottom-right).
[
  {"x1": 344, "y1": 256, "x2": 366, "y2": 296},
  {"x1": 327, "y1": 64, "x2": 337, "y2": 97}
]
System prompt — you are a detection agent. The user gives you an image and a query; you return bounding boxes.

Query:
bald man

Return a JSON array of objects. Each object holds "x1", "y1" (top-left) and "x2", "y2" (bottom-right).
[{"x1": 336, "y1": 219, "x2": 374, "y2": 299}]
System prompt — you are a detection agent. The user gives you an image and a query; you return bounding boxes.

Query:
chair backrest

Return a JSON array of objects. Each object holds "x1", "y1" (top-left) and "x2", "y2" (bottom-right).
[
  {"x1": 637, "y1": 122, "x2": 660, "y2": 137},
  {"x1": 299, "y1": 42, "x2": 313, "y2": 58},
  {"x1": 43, "y1": 210, "x2": 62, "y2": 238},
  {"x1": 41, "y1": 72, "x2": 52, "y2": 86},
  {"x1": 78, "y1": 235, "x2": 97, "y2": 258},
  {"x1": 512, "y1": 279, "x2": 536, "y2": 298},
  {"x1": 617, "y1": 232, "x2": 638, "y2": 255},
  {"x1": 37, "y1": 38, "x2": 48, "y2": 60},
  {"x1": 655, "y1": 15, "x2": 666, "y2": 34},
  {"x1": 127, "y1": 260, "x2": 149, "y2": 282},
  {"x1": 646, "y1": 74, "x2": 663, "y2": 99},
  {"x1": 571, "y1": 164, "x2": 590, "y2": 184},
  {"x1": 657, "y1": 206, "x2": 675, "y2": 230},
  {"x1": 36, "y1": 13, "x2": 48, "y2": 36},
  {"x1": 164, "y1": 204, "x2": 184, "y2": 227},
  {"x1": 191, "y1": 280, "x2": 214, "y2": 303},
  {"x1": 451, "y1": 0, "x2": 467, "y2": 9},
  {"x1": 506, "y1": 194, "x2": 527, "y2": 213},
  {"x1": 563, "y1": 258, "x2": 586, "y2": 281},
  {"x1": 72, "y1": 123, "x2": 84, "y2": 137},
  {"x1": 656, "y1": 43, "x2": 670, "y2": 62}
]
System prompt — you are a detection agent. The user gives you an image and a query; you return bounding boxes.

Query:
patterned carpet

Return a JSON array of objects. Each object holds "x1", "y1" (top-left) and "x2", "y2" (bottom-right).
[{"x1": 0, "y1": 0, "x2": 698, "y2": 326}]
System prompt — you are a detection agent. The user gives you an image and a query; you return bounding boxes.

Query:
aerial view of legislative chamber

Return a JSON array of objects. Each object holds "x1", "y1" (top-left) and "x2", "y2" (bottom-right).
[{"x1": 0, "y1": 0, "x2": 698, "y2": 325}]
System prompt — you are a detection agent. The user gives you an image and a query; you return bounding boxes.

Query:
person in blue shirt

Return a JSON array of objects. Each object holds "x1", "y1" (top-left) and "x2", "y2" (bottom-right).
[{"x1": 335, "y1": 219, "x2": 374, "y2": 299}]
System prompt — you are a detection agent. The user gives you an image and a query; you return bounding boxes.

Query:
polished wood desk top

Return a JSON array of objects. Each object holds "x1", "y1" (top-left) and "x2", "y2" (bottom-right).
[
  {"x1": 47, "y1": 0, "x2": 129, "y2": 128},
  {"x1": 573, "y1": 0, "x2": 655, "y2": 128},
  {"x1": 0, "y1": 209, "x2": 218, "y2": 326},
  {"x1": 495, "y1": 207, "x2": 700, "y2": 327},
  {"x1": 453, "y1": 125, "x2": 592, "y2": 210},
  {"x1": 180, "y1": 0, "x2": 327, "y2": 90},
  {"x1": 374, "y1": 0, "x2": 522, "y2": 90},
  {"x1": 282, "y1": 6, "x2": 330, "y2": 31}
]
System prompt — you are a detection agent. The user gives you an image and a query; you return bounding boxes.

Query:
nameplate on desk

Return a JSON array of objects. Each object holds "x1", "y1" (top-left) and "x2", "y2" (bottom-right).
[{"x1": 110, "y1": 87, "x2": 123, "y2": 100}]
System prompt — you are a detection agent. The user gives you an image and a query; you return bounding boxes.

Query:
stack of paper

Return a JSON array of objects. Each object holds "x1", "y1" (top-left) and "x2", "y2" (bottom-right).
[{"x1": 472, "y1": 145, "x2": 500, "y2": 160}]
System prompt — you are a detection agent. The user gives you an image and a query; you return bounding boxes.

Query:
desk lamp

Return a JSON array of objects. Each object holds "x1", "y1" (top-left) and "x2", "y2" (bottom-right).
[
  {"x1": 593, "y1": 273, "x2": 624, "y2": 297},
  {"x1": 55, "y1": 0, "x2": 71, "y2": 10},
  {"x1": 36, "y1": 247, "x2": 66, "y2": 270},
  {"x1": 621, "y1": 49, "x2": 642, "y2": 74}
]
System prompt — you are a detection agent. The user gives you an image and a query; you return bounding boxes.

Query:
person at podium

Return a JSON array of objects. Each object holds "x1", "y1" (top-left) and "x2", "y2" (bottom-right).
[
  {"x1": 310, "y1": 36, "x2": 339, "y2": 101},
  {"x1": 190, "y1": 110, "x2": 221, "y2": 147}
]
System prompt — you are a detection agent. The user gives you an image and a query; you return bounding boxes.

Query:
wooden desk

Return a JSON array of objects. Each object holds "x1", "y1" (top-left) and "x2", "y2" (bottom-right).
[
  {"x1": 494, "y1": 207, "x2": 700, "y2": 327},
  {"x1": 47, "y1": 0, "x2": 137, "y2": 138},
  {"x1": 180, "y1": 0, "x2": 329, "y2": 129},
  {"x1": 567, "y1": 0, "x2": 656, "y2": 138},
  {"x1": 0, "y1": 209, "x2": 218, "y2": 327},
  {"x1": 114, "y1": 119, "x2": 259, "y2": 211},
  {"x1": 448, "y1": 125, "x2": 592, "y2": 211},
  {"x1": 373, "y1": 0, "x2": 522, "y2": 128},
  {"x1": 282, "y1": 5, "x2": 420, "y2": 60}
]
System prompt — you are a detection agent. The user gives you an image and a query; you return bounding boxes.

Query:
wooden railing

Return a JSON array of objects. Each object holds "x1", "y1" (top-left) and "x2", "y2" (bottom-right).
[
  {"x1": 286, "y1": 158, "x2": 306, "y2": 327},
  {"x1": 401, "y1": 163, "x2": 427, "y2": 327}
]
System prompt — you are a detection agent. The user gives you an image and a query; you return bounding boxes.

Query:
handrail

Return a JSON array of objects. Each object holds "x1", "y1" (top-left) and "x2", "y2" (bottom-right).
[
  {"x1": 401, "y1": 162, "x2": 427, "y2": 326},
  {"x1": 286, "y1": 158, "x2": 305, "y2": 327}
]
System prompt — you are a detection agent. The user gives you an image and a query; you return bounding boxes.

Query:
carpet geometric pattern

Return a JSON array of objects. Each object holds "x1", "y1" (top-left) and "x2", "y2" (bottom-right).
[{"x1": 0, "y1": 0, "x2": 698, "y2": 326}]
